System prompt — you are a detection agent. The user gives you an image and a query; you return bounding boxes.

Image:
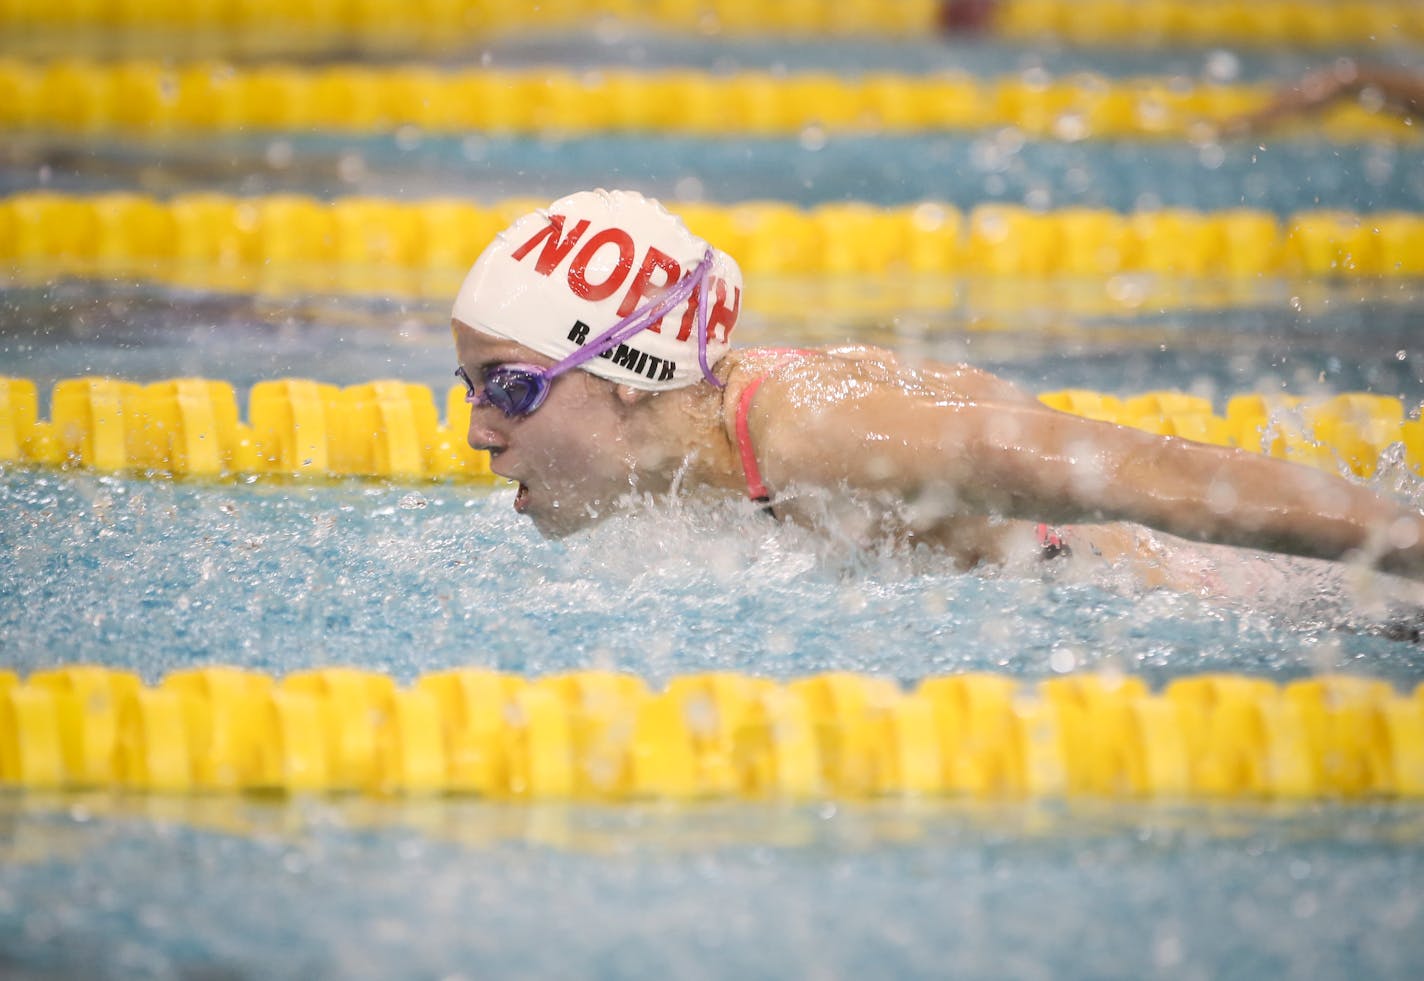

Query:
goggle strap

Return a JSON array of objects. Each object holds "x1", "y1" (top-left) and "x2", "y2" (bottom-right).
[
  {"x1": 543, "y1": 249, "x2": 716, "y2": 384},
  {"x1": 695, "y1": 271, "x2": 721, "y2": 388}
]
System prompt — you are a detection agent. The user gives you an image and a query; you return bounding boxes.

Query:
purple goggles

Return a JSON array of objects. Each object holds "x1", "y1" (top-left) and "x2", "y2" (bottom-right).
[{"x1": 456, "y1": 248, "x2": 719, "y2": 418}]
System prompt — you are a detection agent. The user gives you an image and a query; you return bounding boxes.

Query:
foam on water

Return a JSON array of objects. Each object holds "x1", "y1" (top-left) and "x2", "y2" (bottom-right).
[{"x1": 3, "y1": 464, "x2": 1421, "y2": 690}]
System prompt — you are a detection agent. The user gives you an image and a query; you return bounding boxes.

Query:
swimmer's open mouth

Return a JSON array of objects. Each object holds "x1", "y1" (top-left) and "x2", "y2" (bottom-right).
[{"x1": 514, "y1": 482, "x2": 530, "y2": 513}]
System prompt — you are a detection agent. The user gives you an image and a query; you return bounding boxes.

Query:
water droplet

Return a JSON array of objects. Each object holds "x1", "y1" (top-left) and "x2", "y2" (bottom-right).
[
  {"x1": 1052, "y1": 112, "x2": 1089, "y2": 142},
  {"x1": 910, "y1": 202, "x2": 947, "y2": 232},
  {"x1": 1198, "y1": 142, "x2": 1226, "y2": 170},
  {"x1": 674, "y1": 175, "x2": 705, "y2": 201},
  {"x1": 1105, "y1": 275, "x2": 1149, "y2": 308},
  {"x1": 1020, "y1": 66, "x2": 1051, "y2": 88},
  {"x1": 265, "y1": 140, "x2": 294, "y2": 169},
  {"x1": 798, "y1": 125, "x2": 827, "y2": 152},
  {"x1": 1204, "y1": 50, "x2": 1241, "y2": 83},
  {"x1": 337, "y1": 152, "x2": 367, "y2": 184}
]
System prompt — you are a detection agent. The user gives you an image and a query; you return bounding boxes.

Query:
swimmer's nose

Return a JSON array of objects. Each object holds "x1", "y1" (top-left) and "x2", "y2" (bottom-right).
[{"x1": 465, "y1": 410, "x2": 506, "y2": 454}]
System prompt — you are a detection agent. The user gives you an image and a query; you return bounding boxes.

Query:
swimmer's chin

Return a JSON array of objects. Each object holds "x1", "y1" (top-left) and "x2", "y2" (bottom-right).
[
  {"x1": 524, "y1": 489, "x2": 665, "y2": 540},
  {"x1": 524, "y1": 498, "x2": 610, "y2": 540}
]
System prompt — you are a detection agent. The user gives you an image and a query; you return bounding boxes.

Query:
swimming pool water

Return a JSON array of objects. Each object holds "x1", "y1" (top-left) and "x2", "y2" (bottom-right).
[
  {"x1": 4, "y1": 280, "x2": 1423, "y2": 402},
  {"x1": 3, "y1": 287, "x2": 1424, "y2": 978},
  {"x1": 4, "y1": 250, "x2": 1424, "y2": 981},
  {"x1": 2, "y1": 795, "x2": 1422, "y2": 981},
  {"x1": 5, "y1": 21, "x2": 1424, "y2": 981},
  {"x1": 13, "y1": 132, "x2": 1424, "y2": 215}
]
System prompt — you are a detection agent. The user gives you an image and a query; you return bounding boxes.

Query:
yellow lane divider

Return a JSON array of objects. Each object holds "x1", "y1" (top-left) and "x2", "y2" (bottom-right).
[
  {"x1": 1, "y1": 376, "x2": 1421, "y2": 481},
  {"x1": 0, "y1": 0, "x2": 941, "y2": 38},
  {"x1": 990, "y1": 0, "x2": 1424, "y2": 47},
  {"x1": 1, "y1": 60, "x2": 1417, "y2": 141},
  {"x1": 2, "y1": 666, "x2": 1421, "y2": 798},
  {"x1": 1038, "y1": 389, "x2": 1424, "y2": 481},
  {"x1": 0, "y1": 0, "x2": 1418, "y2": 47},
  {"x1": 0, "y1": 376, "x2": 495, "y2": 480},
  {"x1": 6, "y1": 193, "x2": 1424, "y2": 281}
]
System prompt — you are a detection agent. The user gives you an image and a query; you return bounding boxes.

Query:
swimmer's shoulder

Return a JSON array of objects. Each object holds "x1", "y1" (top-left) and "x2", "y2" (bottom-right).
[
  {"x1": 723, "y1": 343, "x2": 1036, "y2": 407},
  {"x1": 716, "y1": 345, "x2": 870, "y2": 416},
  {"x1": 714, "y1": 344, "x2": 1048, "y2": 481},
  {"x1": 718, "y1": 343, "x2": 891, "y2": 386},
  {"x1": 715, "y1": 347, "x2": 839, "y2": 475},
  {"x1": 715, "y1": 345, "x2": 915, "y2": 490}
]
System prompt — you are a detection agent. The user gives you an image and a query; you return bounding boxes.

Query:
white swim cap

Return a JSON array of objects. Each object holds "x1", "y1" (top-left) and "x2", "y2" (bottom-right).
[{"x1": 452, "y1": 189, "x2": 743, "y2": 391}]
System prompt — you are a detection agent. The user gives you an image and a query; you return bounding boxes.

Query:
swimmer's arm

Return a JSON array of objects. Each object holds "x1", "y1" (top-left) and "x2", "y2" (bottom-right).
[
  {"x1": 761, "y1": 389, "x2": 1424, "y2": 578},
  {"x1": 953, "y1": 403, "x2": 1424, "y2": 578},
  {"x1": 1225, "y1": 63, "x2": 1423, "y2": 135}
]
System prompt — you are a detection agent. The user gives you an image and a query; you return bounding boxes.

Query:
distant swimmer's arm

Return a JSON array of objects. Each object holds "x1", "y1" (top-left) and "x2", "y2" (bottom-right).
[
  {"x1": 1223, "y1": 60, "x2": 1424, "y2": 136},
  {"x1": 760, "y1": 384, "x2": 1424, "y2": 578}
]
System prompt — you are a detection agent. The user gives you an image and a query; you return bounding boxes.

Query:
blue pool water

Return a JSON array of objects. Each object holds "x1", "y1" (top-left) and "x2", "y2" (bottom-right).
[
  {"x1": 1, "y1": 795, "x2": 1422, "y2": 980},
  {"x1": 2, "y1": 462, "x2": 1421, "y2": 689},
  {"x1": 3, "y1": 285, "x2": 1424, "y2": 977},
  {"x1": 12, "y1": 132, "x2": 1424, "y2": 214},
  {"x1": 5, "y1": 23, "x2": 1424, "y2": 981},
  {"x1": 3, "y1": 280, "x2": 1423, "y2": 402}
]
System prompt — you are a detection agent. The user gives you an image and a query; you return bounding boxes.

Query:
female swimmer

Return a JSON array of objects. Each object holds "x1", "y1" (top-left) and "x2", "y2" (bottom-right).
[{"x1": 451, "y1": 189, "x2": 1424, "y2": 586}]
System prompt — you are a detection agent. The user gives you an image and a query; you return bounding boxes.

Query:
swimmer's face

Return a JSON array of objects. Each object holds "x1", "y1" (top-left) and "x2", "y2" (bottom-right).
[{"x1": 452, "y1": 320, "x2": 644, "y2": 537}]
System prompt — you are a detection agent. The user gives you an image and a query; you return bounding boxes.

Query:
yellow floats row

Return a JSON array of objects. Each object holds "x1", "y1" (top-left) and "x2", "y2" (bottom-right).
[
  {"x1": 3, "y1": 666, "x2": 1423, "y2": 799},
  {"x1": 7, "y1": 193, "x2": 1424, "y2": 280},
  {"x1": 0, "y1": 0, "x2": 1418, "y2": 46},
  {"x1": 1, "y1": 60, "x2": 1416, "y2": 141},
  {"x1": 2, "y1": 375, "x2": 1421, "y2": 482},
  {"x1": 991, "y1": 0, "x2": 1424, "y2": 47},
  {"x1": 0, "y1": 0, "x2": 941, "y2": 37},
  {"x1": 1041, "y1": 389, "x2": 1423, "y2": 480},
  {"x1": 0, "y1": 376, "x2": 496, "y2": 480}
]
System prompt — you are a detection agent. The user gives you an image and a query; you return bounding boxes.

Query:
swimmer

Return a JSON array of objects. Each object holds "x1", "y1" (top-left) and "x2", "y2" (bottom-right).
[
  {"x1": 1220, "y1": 58, "x2": 1423, "y2": 136},
  {"x1": 451, "y1": 189, "x2": 1424, "y2": 588}
]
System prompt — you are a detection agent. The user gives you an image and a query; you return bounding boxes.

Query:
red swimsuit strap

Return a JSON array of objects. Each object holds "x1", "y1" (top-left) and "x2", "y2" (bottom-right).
[
  {"x1": 734, "y1": 349, "x2": 814, "y2": 505},
  {"x1": 736, "y1": 375, "x2": 772, "y2": 502}
]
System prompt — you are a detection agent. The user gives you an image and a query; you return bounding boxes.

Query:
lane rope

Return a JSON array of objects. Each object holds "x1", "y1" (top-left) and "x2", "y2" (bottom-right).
[
  {"x1": 0, "y1": 0, "x2": 1418, "y2": 47},
  {"x1": 2, "y1": 665, "x2": 1421, "y2": 798},
  {"x1": 0, "y1": 376, "x2": 1419, "y2": 481},
  {"x1": 6, "y1": 192, "x2": 1424, "y2": 281},
  {"x1": 1, "y1": 59, "x2": 1419, "y2": 141}
]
